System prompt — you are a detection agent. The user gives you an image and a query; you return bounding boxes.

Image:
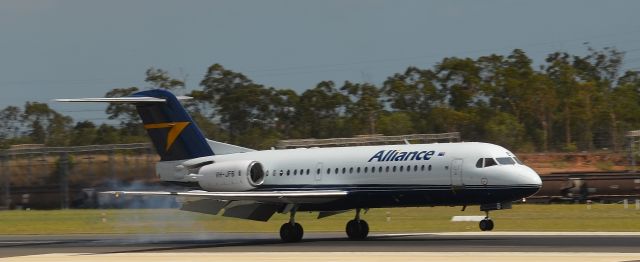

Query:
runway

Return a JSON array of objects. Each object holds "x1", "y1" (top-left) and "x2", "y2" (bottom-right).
[{"x1": 2, "y1": 232, "x2": 640, "y2": 261}]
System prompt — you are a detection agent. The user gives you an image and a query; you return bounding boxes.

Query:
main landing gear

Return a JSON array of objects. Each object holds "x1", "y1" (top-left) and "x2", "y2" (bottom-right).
[
  {"x1": 279, "y1": 208, "x2": 370, "y2": 242},
  {"x1": 479, "y1": 211, "x2": 494, "y2": 231},
  {"x1": 345, "y1": 208, "x2": 369, "y2": 240},
  {"x1": 280, "y1": 209, "x2": 303, "y2": 242}
]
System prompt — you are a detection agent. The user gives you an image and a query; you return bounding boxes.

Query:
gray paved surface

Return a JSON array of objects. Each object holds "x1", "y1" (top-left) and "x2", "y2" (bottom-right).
[{"x1": 1, "y1": 232, "x2": 640, "y2": 258}]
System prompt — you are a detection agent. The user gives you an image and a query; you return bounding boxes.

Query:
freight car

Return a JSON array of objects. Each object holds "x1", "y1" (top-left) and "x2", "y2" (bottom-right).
[{"x1": 530, "y1": 171, "x2": 640, "y2": 203}]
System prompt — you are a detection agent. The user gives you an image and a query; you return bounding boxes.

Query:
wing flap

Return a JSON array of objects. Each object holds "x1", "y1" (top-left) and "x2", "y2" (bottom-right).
[
  {"x1": 102, "y1": 190, "x2": 347, "y2": 204},
  {"x1": 179, "y1": 199, "x2": 228, "y2": 215},
  {"x1": 222, "y1": 201, "x2": 279, "y2": 221}
]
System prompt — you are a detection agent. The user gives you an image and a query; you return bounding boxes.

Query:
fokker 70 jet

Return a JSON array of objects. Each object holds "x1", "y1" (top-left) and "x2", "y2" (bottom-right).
[{"x1": 57, "y1": 89, "x2": 542, "y2": 242}]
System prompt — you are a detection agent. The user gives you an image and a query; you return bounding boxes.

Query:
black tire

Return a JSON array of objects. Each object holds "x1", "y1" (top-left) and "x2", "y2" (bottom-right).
[
  {"x1": 359, "y1": 220, "x2": 369, "y2": 238},
  {"x1": 479, "y1": 219, "x2": 494, "y2": 231},
  {"x1": 293, "y1": 223, "x2": 304, "y2": 242},
  {"x1": 280, "y1": 223, "x2": 304, "y2": 242},
  {"x1": 346, "y1": 219, "x2": 369, "y2": 240},
  {"x1": 280, "y1": 223, "x2": 293, "y2": 242}
]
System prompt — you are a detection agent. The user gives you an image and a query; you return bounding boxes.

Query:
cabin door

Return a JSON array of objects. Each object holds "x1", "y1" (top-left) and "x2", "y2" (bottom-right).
[{"x1": 450, "y1": 159, "x2": 464, "y2": 188}]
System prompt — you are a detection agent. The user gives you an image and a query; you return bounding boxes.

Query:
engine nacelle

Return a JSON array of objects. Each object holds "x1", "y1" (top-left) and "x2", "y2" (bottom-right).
[{"x1": 197, "y1": 160, "x2": 265, "y2": 191}]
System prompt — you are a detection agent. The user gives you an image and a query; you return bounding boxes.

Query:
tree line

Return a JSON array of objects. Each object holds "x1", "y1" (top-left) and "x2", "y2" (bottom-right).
[{"x1": 2, "y1": 47, "x2": 640, "y2": 152}]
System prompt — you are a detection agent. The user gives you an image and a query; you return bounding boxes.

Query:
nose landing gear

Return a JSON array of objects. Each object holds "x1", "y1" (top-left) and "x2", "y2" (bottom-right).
[
  {"x1": 345, "y1": 208, "x2": 369, "y2": 240},
  {"x1": 479, "y1": 211, "x2": 494, "y2": 231},
  {"x1": 478, "y1": 202, "x2": 511, "y2": 232}
]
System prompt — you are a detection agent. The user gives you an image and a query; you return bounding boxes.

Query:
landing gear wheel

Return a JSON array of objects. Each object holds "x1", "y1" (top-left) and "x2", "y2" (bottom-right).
[
  {"x1": 479, "y1": 218, "x2": 494, "y2": 231},
  {"x1": 280, "y1": 222, "x2": 304, "y2": 242},
  {"x1": 346, "y1": 219, "x2": 369, "y2": 240}
]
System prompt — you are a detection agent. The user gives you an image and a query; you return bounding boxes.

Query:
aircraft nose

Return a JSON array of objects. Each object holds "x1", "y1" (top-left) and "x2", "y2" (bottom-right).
[{"x1": 521, "y1": 165, "x2": 542, "y2": 187}]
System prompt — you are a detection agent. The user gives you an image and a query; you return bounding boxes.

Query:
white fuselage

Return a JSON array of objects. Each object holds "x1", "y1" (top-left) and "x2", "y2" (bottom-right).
[{"x1": 157, "y1": 142, "x2": 541, "y2": 209}]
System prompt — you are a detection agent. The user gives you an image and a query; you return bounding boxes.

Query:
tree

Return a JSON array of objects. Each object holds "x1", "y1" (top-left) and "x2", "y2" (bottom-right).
[
  {"x1": 104, "y1": 87, "x2": 145, "y2": 138},
  {"x1": 294, "y1": 81, "x2": 349, "y2": 138},
  {"x1": 21, "y1": 102, "x2": 72, "y2": 146},
  {"x1": 340, "y1": 81, "x2": 383, "y2": 135},
  {"x1": 199, "y1": 63, "x2": 253, "y2": 107},
  {"x1": 436, "y1": 57, "x2": 482, "y2": 110},
  {"x1": 94, "y1": 124, "x2": 120, "y2": 144},
  {"x1": 485, "y1": 112, "x2": 526, "y2": 150},
  {"x1": 382, "y1": 67, "x2": 443, "y2": 132},
  {"x1": 573, "y1": 47, "x2": 626, "y2": 150},
  {"x1": 145, "y1": 67, "x2": 185, "y2": 91},
  {"x1": 545, "y1": 52, "x2": 580, "y2": 151},
  {"x1": 376, "y1": 112, "x2": 415, "y2": 135},
  {"x1": 0, "y1": 106, "x2": 22, "y2": 147},
  {"x1": 270, "y1": 89, "x2": 299, "y2": 138},
  {"x1": 70, "y1": 121, "x2": 98, "y2": 146}
]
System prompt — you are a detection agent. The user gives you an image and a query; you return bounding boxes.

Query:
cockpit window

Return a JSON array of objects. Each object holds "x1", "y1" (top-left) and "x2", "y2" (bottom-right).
[
  {"x1": 496, "y1": 157, "x2": 516, "y2": 165},
  {"x1": 484, "y1": 158, "x2": 497, "y2": 167},
  {"x1": 475, "y1": 158, "x2": 483, "y2": 168},
  {"x1": 513, "y1": 157, "x2": 523, "y2": 165}
]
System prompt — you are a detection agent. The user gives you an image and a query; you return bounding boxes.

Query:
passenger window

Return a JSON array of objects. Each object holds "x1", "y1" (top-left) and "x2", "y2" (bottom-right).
[
  {"x1": 306, "y1": 169, "x2": 310, "y2": 175},
  {"x1": 327, "y1": 168, "x2": 331, "y2": 174},
  {"x1": 371, "y1": 167, "x2": 375, "y2": 173},
  {"x1": 335, "y1": 168, "x2": 339, "y2": 174},
  {"x1": 278, "y1": 170, "x2": 282, "y2": 176},
  {"x1": 496, "y1": 157, "x2": 515, "y2": 165},
  {"x1": 349, "y1": 167, "x2": 354, "y2": 174},
  {"x1": 484, "y1": 158, "x2": 498, "y2": 167},
  {"x1": 294, "y1": 169, "x2": 297, "y2": 175},
  {"x1": 414, "y1": 165, "x2": 418, "y2": 172},
  {"x1": 386, "y1": 166, "x2": 390, "y2": 172},
  {"x1": 287, "y1": 170, "x2": 290, "y2": 176},
  {"x1": 476, "y1": 158, "x2": 483, "y2": 168},
  {"x1": 357, "y1": 167, "x2": 361, "y2": 173},
  {"x1": 342, "y1": 167, "x2": 346, "y2": 174},
  {"x1": 379, "y1": 166, "x2": 383, "y2": 172},
  {"x1": 364, "y1": 167, "x2": 368, "y2": 173},
  {"x1": 300, "y1": 169, "x2": 304, "y2": 175},
  {"x1": 392, "y1": 166, "x2": 397, "y2": 172},
  {"x1": 428, "y1": 165, "x2": 432, "y2": 171},
  {"x1": 400, "y1": 166, "x2": 404, "y2": 172},
  {"x1": 407, "y1": 165, "x2": 411, "y2": 171},
  {"x1": 316, "y1": 168, "x2": 320, "y2": 174},
  {"x1": 421, "y1": 165, "x2": 425, "y2": 171}
]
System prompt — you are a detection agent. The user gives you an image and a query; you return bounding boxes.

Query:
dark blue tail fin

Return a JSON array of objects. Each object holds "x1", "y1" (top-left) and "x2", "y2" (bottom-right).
[{"x1": 132, "y1": 89, "x2": 214, "y2": 161}]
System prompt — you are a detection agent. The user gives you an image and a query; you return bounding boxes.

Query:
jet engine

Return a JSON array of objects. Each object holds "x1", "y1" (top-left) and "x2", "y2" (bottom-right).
[{"x1": 196, "y1": 160, "x2": 265, "y2": 191}]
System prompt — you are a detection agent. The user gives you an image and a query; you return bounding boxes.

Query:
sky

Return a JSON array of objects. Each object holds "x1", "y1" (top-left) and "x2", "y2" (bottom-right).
[{"x1": 1, "y1": 0, "x2": 640, "y2": 124}]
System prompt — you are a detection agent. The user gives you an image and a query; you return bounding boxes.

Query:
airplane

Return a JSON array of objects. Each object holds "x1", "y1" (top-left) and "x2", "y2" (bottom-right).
[{"x1": 57, "y1": 89, "x2": 542, "y2": 242}]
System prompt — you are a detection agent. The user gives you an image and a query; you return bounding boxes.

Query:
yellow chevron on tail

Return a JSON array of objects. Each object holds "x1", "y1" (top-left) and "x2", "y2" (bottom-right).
[{"x1": 144, "y1": 122, "x2": 190, "y2": 151}]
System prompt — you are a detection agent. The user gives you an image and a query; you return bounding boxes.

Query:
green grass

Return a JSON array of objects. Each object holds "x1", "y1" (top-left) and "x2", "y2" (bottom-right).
[{"x1": 1, "y1": 204, "x2": 640, "y2": 235}]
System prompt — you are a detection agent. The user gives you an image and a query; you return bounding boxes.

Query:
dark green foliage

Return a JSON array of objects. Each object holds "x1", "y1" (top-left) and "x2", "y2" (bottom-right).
[{"x1": 2, "y1": 48, "x2": 639, "y2": 152}]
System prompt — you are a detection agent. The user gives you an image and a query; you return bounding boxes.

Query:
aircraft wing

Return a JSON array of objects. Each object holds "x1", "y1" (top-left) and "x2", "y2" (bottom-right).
[{"x1": 102, "y1": 189, "x2": 347, "y2": 204}]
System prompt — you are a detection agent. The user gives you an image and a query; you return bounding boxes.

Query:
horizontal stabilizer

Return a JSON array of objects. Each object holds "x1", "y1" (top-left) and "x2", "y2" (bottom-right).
[
  {"x1": 54, "y1": 96, "x2": 192, "y2": 103},
  {"x1": 101, "y1": 190, "x2": 347, "y2": 204}
]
